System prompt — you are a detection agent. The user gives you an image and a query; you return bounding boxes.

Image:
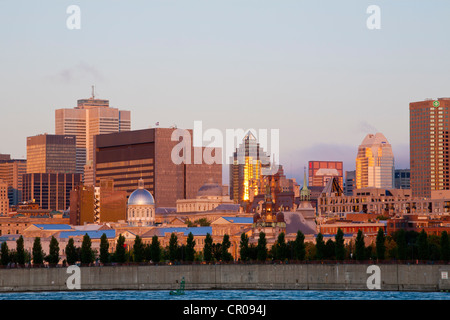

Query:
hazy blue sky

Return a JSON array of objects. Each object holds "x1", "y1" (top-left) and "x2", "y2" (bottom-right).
[{"x1": 1, "y1": 1, "x2": 450, "y2": 184}]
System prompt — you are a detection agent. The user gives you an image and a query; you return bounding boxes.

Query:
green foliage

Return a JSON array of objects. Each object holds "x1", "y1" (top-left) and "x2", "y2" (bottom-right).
[
  {"x1": 239, "y1": 233, "x2": 250, "y2": 262},
  {"x1": 354, "y1": 230, "x2": 366, "y2": 261},
  {"x1": 149, "y1": 235, "x2": 161, "y2": 263},
  {"x1": 395, "y1": 229, "x2": 408, "y2": 260},
  {"x1": 32, "y1": 237, "x2": 44, "y2": 265},
  {"x1": 187, "y1": 218, "x2": 210, "y2": 227},
  {"x1": 65, "y1": 238, "x2": 78, "y2": 265},
  {"x1": 16, "y1": 236, "x2": 26, "y2": 265},
  {"x1": 185, "y1": 232, "x2": 196, "y2": 262},
  {"x1": 294, "y1": 231, "x2": 306, "y2": 261},
  {"x1": 315, "y1": 233, "x2": 325, "y2": 260},
  {"x1": 45, "y1": 236, "x2": 60, "y2": 265},
  {"x1": 115, "y1": 234, "x2": 126, "y2": 263},
  {"x1": 80, "y1": 234, "x2": 94, "y2": 265},
  {"x1": 133, "y1": 235, "x2": 145, "y2": 263},
  {"x1": 221, "y1": 234, "x2": 233, "y2": 262},
  {"x1": 375, "y1": 228, "x2": 386, "y2": 260},
  {"x1": 417, "y1": 229, "x2": 429, "y2": 260},
  {"x1": 324, "y1": 239, "x2": 335, "y2": 260},
  {"x1": 1, "y1": 241, "x2": 10, "y2": 266},
  {"x1": 203, "y1": 233, "x2": 213, "y2": 263},
  {"x1": 168, "y1": 233, "x2": 179, "y2": 262},
  {"x1": 99, "y1": 233, "x2": 110, "y2": 264},
  {"x1": 335, "y1": 228, "x2": 345, "y2": 260},
  {"x1": 256, "y1": 232, "x2": 267, "y2": 261},
  {"x1": 441, "y1": 231, "x2": 450, "y2": 261},
  {"x1": 272, "y1": 232, "x2": 288, "y2": 261}
]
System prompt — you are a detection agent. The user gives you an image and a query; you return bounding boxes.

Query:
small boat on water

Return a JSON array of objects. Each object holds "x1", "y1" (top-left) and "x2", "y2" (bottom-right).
[{"x1": 170, "y1": 276, "x2": 185, "y2": 295}]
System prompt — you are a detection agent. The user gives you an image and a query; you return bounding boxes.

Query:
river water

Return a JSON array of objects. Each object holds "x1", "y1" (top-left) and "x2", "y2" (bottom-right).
[{"x1": 0, "y1": 289, "x2": 448, "y2": 300}]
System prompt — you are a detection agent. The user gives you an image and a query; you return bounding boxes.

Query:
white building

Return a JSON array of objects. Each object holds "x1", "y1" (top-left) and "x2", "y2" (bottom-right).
[{"x1": 127, "y1": 179, "x2": 155, "y2": 226}]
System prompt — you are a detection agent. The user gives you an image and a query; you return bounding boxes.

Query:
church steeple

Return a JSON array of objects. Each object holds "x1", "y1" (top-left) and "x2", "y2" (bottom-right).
[{"x1": 300, "y1": 166, "x2": 310, "y2": 201}]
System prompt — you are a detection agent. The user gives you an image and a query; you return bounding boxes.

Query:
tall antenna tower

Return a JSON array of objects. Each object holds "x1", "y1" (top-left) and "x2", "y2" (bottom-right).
[{"x1": 91, "y1": 85, "x2": 95, "y2": 99}]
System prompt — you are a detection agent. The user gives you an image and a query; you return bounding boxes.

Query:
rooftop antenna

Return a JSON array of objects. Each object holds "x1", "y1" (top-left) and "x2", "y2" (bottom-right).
[{"x1": 91, "y1": 85, "x2": 95, "y2": 99}]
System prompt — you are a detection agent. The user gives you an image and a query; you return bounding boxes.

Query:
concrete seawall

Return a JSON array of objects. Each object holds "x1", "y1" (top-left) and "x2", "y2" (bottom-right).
[{"x1": 0, "y1": 264, "x2": 449, "y2": 292}]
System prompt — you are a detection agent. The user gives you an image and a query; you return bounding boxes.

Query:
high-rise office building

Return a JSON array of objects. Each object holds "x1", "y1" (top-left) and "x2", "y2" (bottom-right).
[
  {"x1": 22, "y1": 172, "x2": 81, "y2": 211},
  {"x1": 94, "y1": 127, "x2": 222, "y2": 208},
  {"x1": 355, "y1": 133, "x2": 394, "y2": 189},
  {"x1": 26, "y1": 134, "x2": 76, "y2": 174},
  {"x1": 344, "y1": 170, "x2": 356, "y2": 196},
  {"x1": 410, "y1": 98, "x2": 450, "y2": 198},
  {"x1": 0, "y1": 155, "x2": 26, "y2": 206},
  {"x1": 55, "y1": 91, "x2": 131, "y2": 181},
  {"x1": 308, "y1": 160, "x2": 343, "y2": 190},
  {"x1": 394, "y1": 169, "x2": 410, "y2": 190},
  {"x1": 0, "y1": 179, "x2": 9, "y2": 215},
  {"x1": 229, "y1": 131, "x2": 270, "y2": 205}
]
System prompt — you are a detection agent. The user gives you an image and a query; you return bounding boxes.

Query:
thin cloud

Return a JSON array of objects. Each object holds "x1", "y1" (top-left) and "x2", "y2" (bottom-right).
[{"x1": 47, "y1": 62, "x2": 104, "y2": 84}]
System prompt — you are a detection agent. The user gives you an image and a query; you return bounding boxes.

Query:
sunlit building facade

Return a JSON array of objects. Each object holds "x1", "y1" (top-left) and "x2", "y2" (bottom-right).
[
  {"x1": 22, "y1": 172, "x2": 81, "y2": 211},
  {"x1": 410, "y1": 98, "x2": 450, "y2": 198},
  {"x1": 26, "y1": 134, "x2": 76, "y2": 174},
  {"x1": 308, "y1": 160, "x2": 343, "y2": 190},
  {"x1": 355, "y1": 133, "x2": 394, "y2": 189},
  {"x1": 55, "y1": 92, "x2": 131, "y2": 181},
  {"x1": 94, "y1": 127, "x2": 222, "y2": 208},
  {"x1": 0, "y1": 155, "x2": 27, "y2": 206},
  {"x1": 229, "y1": 132, "x2": 270, "y2": 205}
]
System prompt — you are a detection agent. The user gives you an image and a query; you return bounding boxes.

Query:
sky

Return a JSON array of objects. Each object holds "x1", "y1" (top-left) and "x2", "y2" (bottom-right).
[{"x1": 1, "y1": 0, "x2": 450, "y2": 185}]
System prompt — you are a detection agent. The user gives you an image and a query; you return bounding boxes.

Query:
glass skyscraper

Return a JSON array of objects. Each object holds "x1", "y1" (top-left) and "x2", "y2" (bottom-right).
[{"x1": 355, "y1": 132, "x2": 394, "y2": 189}]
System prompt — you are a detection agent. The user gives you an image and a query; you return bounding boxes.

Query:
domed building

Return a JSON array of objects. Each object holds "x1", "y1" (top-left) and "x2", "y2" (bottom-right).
[
  {"x1": 127, "y1": 179, "x2": 155, "y2": 226},
  {"x1": 176, "y1": 178, "x2": 234, "y2": 213}
]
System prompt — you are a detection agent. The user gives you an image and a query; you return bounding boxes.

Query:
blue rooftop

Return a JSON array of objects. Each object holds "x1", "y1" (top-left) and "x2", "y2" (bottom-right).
[
  {"x1": 158, "y1": 227, "x2": 212, "y2": 236},
  {"x1": 59, "y1": 229, "x2": 116, "y2": 239},
  {"x1": 221, "y1": 217, "x2": 253, "y2": 224},
  {"x1": 33, "y1": 224, "x2": 73, "y2": 230}
]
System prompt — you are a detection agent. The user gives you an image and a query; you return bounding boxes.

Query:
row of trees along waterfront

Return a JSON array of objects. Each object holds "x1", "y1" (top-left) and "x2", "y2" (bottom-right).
[{"x1": 1, "y1": 228, "x2": 449, "y2": 266}]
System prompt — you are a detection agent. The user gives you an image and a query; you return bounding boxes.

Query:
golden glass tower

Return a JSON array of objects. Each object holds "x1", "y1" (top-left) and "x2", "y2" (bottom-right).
[
  {"x1": 355, "y1": 133, "x2": 394, "y2": 189},
  {"x1": 229, "y1": 131, "x2": 270, "y2": 205}
]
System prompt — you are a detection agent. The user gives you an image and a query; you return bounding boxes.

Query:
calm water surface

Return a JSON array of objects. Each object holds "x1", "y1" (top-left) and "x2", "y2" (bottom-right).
[{"x1": 0, "y1": 290, "x2": 448, "y2": 300}]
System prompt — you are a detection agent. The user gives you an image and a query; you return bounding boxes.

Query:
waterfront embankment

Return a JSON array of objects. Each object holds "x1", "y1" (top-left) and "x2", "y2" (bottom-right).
[{"x1": 0, "y1": 263, "x2": 449, "y2": 292}]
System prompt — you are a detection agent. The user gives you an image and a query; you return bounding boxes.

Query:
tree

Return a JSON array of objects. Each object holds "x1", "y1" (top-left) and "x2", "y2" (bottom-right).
[
  {"x1": 324, "y1": 239, "x2": 335, "y2": 260},
  {"x1": 396, "y1": 229, "x2": 408, "y2": 260},
  {"x1": 32, "y1": 237, "x2": 44, "y2": 265},
  {"x1": 46, "y1": 236, "x2": 60, "y2": 265},
  {"x1": 221, "y1": 234, "x2": 232, "y2": 262},
  {"x1": 354, "y1": 230, "x2": 366, "y2": 261},
  {"x1": 203, "y1": 233, "x2": 213, "y2": 263},
  {"x1": 1, "y1": 241, "x2": 10, "y2": 266},
  {"x1": 417, "y1": 229, "x2": 429, "y2": 260},
  {"x1": 315, "y1": 233, "x2": 325, "y2": 260},
  {"x1": 167, "y1": 233, "x2": 179, "y2": 262},
  {"x1": 115, "y1": 234, "x2": 126, "y2": 264},
  {"x1": 440, "y1": 231, "x2": 450, "y2": 262},
  {"x1": 99, "y1": 233, "x2": 110, "y2": 264},
  {"x1": 335, "y1": 228, "x2": 345, "y2": 260},
  {"x1": 185, "y1": 232, "x2": 196, "y2": 262},
  {"x1": 149, "y1": 235, "x2": 161, "y2": 263},
  {"x1": 294, "y1": 231, "x2": 306, "y2": 261},
  {"x1": 16, "y1": 235, "x2": 26, "y2": 266},
  {"x1": 272, "y1": 232, "x2": 288, "y2": 261},
  {"x1": 131, "y1": 235, "x2": 144, "y2": 263},
  {"x1": 65, "y1": 238, "x2": 78, "y2": 265},
  {"x1": 239, "y1": 233, "x2": 250, "y2": 262},
  {"x1": 256, "y1": 232, "x2": 267, "y2": 262},
  {"x1": 375, "y1": 228, "x2": 386, "y2": 260},
  {"x1": 80, "y1": 234, "x2": 94, "y2": 265}
]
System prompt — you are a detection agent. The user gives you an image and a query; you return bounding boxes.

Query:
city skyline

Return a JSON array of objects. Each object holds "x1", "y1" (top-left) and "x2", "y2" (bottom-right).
[{"x1": 2, "y1": 1, "x2": 450, "y2": 185}]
